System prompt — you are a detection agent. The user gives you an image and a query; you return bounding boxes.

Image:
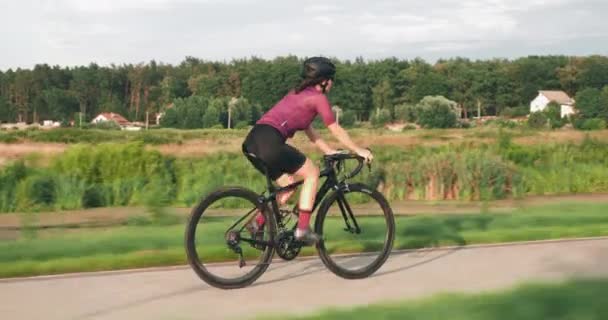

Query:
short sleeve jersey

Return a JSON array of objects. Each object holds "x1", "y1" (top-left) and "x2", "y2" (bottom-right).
[{"x1": 256, "y1": 87, "x2": 336, "y2": 138}]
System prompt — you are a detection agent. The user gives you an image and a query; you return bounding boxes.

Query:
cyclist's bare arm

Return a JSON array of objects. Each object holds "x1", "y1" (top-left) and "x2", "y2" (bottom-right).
[
  {"x1": 304, "y1": 126, "x2": 336, "y2": 155},
  {"x1": 327, "y1": 123, "x2": 373, "y2": 162}
]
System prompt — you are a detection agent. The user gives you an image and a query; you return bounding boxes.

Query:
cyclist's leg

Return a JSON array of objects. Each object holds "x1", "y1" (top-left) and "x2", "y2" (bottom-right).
[
  {"x1": 292, "y1": 158, "x2": 319, "y2": 225},
  {"x1": 275, "y1": 174, "x2": 298, "y2": 204},
  {"x1": 274, "y1": 144, "x2": 319, "y2": 232},
  {"x1": 253, "y1": 173, "x2": 296, "y2": 226}
]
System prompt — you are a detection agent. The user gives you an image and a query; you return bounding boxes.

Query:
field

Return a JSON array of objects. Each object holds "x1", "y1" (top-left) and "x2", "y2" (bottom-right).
[{"x1": 2, "y1": 127, "x2": 608, "y2": 210}]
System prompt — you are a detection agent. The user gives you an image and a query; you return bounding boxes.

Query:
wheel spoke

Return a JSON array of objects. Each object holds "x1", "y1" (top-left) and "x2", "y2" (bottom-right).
[
  {"x1": 315, "y1": 183, "x2": 395, "y2": 279},
  {"x1": 184, "y1": 188, "x2": 275, "y2": 289}
]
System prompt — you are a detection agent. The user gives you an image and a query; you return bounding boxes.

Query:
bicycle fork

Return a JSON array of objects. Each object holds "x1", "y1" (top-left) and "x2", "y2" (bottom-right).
[{"x1": 336, "y1": 192, "x2": 361, "y2": 234}]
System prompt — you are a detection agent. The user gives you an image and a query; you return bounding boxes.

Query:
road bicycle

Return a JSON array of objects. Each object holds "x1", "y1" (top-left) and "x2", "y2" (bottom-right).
[{"x1": 185, "y1": 150, "x2": 395, "y2": 289}]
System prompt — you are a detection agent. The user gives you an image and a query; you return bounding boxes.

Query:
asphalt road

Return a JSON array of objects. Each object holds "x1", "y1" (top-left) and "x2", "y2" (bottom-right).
[{"x1": 2, "y1": 238, "x2": 607, "y2": 320}]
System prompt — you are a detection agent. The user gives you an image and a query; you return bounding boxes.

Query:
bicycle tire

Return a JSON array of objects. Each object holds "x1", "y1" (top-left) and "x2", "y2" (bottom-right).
[
  {"x1": 185, "y1": 187, "x2": 276, "y2": 289},
  {"x1": 314, "y1": 183, "x2": 395, "y2": 279}
]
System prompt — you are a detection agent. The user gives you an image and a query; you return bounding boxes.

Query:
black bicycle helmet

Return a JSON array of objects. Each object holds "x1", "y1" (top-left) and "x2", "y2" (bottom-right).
[{"x1": 301, "y1": 57, "x2": 336, "y2": 80}]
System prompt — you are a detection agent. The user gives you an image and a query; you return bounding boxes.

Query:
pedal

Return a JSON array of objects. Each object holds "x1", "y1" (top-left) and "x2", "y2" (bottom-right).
[
  {"x1": 237, "y1": 249, "x2": 246, "y2": 268},
  {"x1": 235, "y1": 247, "x2": 247, "y2": 268}
]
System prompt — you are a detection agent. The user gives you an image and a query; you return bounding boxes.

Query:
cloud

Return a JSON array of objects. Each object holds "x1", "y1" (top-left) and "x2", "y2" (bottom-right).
[
  {"x1": 313, "y1": 16, "x2": 334, "y2": 25},
  {"x1": 0, "y1": 0, "x2": 606, "y2": 69}
]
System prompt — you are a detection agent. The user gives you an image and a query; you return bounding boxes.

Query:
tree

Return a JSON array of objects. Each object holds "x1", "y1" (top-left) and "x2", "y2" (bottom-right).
[
  {"x1": 372, "y1": 79, "x2": 394, "y2": 117},
  {"x1": 0, "y1": 95, "x2": 16, "y2": 122},
  {"x1": 42, "y1": 88, "x2": 79, "y2": 122},
  {"x1": 578, "y1": 55, "x2": 608, "y2": 90},
  {"x1": 70, "y1": 64, "x2": 100, "y2": 125},
  {"x1": 203, "y1": 104, "x2": 220, "y2": 128},
  {"x1": 408, "y1": 72, "x2": 450, "y2": 103},
  {"x1": 159, "y1": 95, "x2": 208, "y2": 129},
  {"x1": 370, "y1": 108, "x2": 391, "y2": 128},
  {"x1": 575, "y1": 88, "x2": 603, "y2": 120}
]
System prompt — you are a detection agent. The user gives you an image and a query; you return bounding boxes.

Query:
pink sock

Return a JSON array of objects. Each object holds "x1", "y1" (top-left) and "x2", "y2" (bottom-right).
[
  {"x1": 297, "y1": 210, "x2": 312, "y2": 230},
  {"x1": 256, "y1": 212, "x2": 265, "y2": 226}
]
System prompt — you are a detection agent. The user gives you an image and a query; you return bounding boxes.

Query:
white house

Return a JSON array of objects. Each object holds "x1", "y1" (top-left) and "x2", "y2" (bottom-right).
[{"x1": 530, "y1": 90, "x2": 576, "y2": 118}]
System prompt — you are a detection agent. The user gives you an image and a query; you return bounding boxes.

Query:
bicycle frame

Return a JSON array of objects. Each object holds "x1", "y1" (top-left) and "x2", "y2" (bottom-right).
[
  {"x1": 262, "y1": 164, "x2": 340, "y2": 225},
  {"x1": 229, "y1": 154, "x2": 364, "y2": 247}
]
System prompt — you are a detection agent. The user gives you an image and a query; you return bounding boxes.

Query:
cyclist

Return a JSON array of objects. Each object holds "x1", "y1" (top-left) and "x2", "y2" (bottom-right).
[{"x1": 242, "y1": 56, "x2": 373, "y2": 245}]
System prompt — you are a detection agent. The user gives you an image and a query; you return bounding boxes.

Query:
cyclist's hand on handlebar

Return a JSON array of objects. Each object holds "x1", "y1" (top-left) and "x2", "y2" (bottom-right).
[
  {"x1": 356, "y1": 148, "x2": 373, "y2": 163},
  {"x1": 324, "y1": 149, "x2": 340, "y2": 155}
]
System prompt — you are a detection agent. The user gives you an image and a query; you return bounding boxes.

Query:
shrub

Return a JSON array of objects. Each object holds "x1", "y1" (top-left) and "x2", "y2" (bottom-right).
[
  {"x1": 339, "y1": 110, "x2": 357, "y2": 128},
  {"x1": 15, "y1": 173, "x2": 57, "y2": 211},
  {"x1": 527, "y1": 112, "x2": 548, "y2": 129},
  {"x1": 580, "y1": 118, "x2": 606, "y2": 130},
  {"x1": 417, "y1": 103, "x2": 458, "y2": 129},
  {"x1": 234, "y1": 121, "x2": 250, "y2": 129},
  {"x1": 371, "y1": 108, "x2": 391, "y2": 128},
  {"x1": 500, "y1": 106, "x2": 529, "y2": 118},
  {"x1": 394, "y1": 104, "x2": 419, "y2": 122},
  {"x1": 91, "y1": 121, "x2": 121, "y2": 130}
]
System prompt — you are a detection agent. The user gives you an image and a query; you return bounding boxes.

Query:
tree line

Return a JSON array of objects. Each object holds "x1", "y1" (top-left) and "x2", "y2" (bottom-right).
[{"x1": 1, "y1": 55, "x2": 608, "y2": 127}]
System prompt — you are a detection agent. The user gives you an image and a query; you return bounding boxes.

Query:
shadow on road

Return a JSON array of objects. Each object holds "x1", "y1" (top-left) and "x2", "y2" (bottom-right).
[
  {"x1": 253, "y1": 259, "x2": 326, "y2": 287},
  {"x1": 74, "y1": 285, "x2": 209, "y2": 320},
  {"x1": 374, "y1": 247, "x2": 462, "y2": 278}
]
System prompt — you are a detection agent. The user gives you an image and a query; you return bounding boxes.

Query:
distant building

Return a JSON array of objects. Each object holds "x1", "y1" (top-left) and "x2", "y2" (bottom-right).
[
  {"x1": 530, "y1": 90, "x2": 576, "y2": 118},
  {"x1": 91, "y1": 112, "x2": 131, "y2": 127}
]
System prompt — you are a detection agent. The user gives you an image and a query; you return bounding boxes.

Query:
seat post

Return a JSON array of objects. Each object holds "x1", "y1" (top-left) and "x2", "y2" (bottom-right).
[{"x1": 264, "y1": 169, "x2": 275, "y2": 194}]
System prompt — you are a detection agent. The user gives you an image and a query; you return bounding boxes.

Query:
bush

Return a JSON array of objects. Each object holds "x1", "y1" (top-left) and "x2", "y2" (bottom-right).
[
  {"x1": 543, "y1": 102, "x2": 567, "y2": 129},
  {"x1": 580, "y1": 118, "x2": 606, "y2": 130},
  {"x1": 394, "y1": 104, "x2": 419, "y2": 122},
  {"x1": 488, "y1": 118, "x2": 518, "y2": 129},
  {"x1": 82, "y1": 185, "x2": 107, "y2": 208},
  {"x1": 15, "y1": 173, "x2": 57, "y2": 211},
  {"x1": 527, "y1": 112, "x2": 548, "y2": 129},
  {"x1": 500, "y1": 106, "x2": 529, "y2": 118},
  {"x1": 371, "y1": 108, "x2": 391, "y2": 128},
  {"x1": 234, "y1": 121, "x2": 250, "y2": 129},
  {"x1": 339, "y1": 110, "x2": 357, "y2": 128},
  {"x1": 91, "y1": 121, "x2": 121, "y2": 130},
  {"x1": 417, "y1": 104, "x2": 458, "y2": 129}
]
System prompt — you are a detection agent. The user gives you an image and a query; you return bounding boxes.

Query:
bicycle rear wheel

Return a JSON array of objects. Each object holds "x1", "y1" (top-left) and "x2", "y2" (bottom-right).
[
  {"x1": 314, "y1": 183, "x2": 395, "y2": 279},
  {"x1": 185, "y1": 187, "x2": 276, "y2": 289}
]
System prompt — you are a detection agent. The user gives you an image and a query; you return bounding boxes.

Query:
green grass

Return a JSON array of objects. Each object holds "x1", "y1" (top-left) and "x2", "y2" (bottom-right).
[
  {"x1": 1, "y1": 202, "x2": 608, "y2": 278},
  {"x1": 258, "y1": 278, "x2": 608, "y2": 320}
]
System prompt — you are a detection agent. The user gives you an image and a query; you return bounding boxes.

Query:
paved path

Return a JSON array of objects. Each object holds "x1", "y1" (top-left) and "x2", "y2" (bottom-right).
[{"x1": 2, "y1": 238, "x2": 608, "y2": 320}]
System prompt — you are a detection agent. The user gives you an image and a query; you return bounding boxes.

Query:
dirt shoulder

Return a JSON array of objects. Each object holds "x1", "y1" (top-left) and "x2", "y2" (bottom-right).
[{"x1": 3, "y1": 129, "x2": 608, "y2": 165}]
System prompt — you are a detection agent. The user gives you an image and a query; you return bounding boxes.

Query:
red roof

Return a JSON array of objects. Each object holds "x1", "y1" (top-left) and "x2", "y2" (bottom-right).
[{"x1": 97, "y1": 112, "x2": 130, "y2": 125}]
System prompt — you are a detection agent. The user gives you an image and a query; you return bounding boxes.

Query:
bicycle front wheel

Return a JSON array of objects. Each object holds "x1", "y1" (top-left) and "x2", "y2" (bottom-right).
[
  {"x1": 185, "y1": 187, "x2": 276, "y2": 289},
  {"x1": 314, "y1": 183, "x2": 395, "y2": 279}
]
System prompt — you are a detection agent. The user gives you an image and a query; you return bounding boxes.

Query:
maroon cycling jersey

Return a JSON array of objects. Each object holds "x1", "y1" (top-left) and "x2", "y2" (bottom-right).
[{"x1": 256, "y1": 86, "x2": 336, "y2": 138}]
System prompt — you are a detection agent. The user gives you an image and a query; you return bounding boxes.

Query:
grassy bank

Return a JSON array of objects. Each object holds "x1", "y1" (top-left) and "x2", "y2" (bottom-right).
[
  {"x1": 259, "y1": 278, "x2": 608, "y2": 320},
  {"x1": 1, "y1": 202, "x2": 607, "y2": 278},
  {"x1": 3, "y1": 134, "x2": 608, "y2": 213}
]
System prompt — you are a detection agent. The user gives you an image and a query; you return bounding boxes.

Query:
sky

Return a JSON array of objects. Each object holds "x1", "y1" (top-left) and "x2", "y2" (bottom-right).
[{"x1": 1, "y1": 0, "x2": 607, "y2": 69}]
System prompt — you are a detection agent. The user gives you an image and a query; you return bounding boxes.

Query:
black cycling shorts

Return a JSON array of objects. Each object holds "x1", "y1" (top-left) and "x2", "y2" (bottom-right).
[{"x1": 242, "y1": 124, "x2": 306, "y2": 181}]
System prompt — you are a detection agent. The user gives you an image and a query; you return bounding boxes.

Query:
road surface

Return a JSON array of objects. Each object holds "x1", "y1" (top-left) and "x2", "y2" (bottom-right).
[{"x1": 2, "y1": 238, "x2": 608, "y2": 320}]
